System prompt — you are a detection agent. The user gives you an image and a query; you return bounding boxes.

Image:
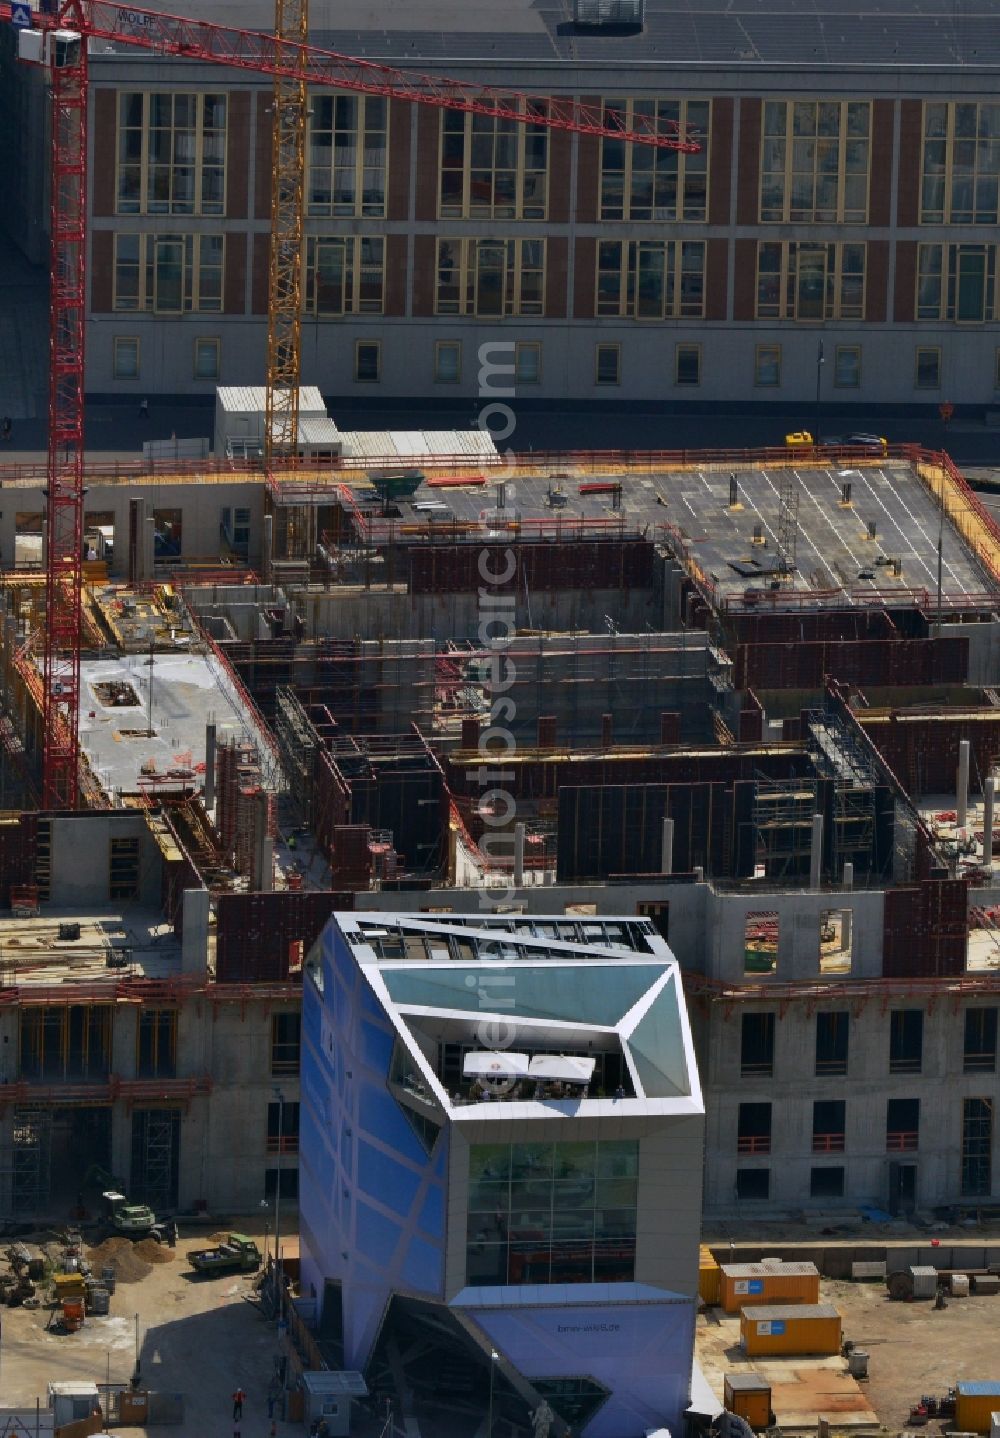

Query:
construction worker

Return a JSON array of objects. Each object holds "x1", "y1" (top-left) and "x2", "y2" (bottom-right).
[{"x1": 232, "y1": 1388, "x2": 245, "y2": 1420}]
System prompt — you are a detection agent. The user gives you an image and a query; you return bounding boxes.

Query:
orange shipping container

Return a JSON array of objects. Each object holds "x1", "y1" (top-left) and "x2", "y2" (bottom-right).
[
  {"x1": 719, "y1": 1261, "x2": 820, "y2": 1315},
  {"x1": 740, "y1": 1303, "x2": 842, "y2": 1357},
  {"x1": 700, "y1": 1245, "x2": 721, "y2": 1306}
]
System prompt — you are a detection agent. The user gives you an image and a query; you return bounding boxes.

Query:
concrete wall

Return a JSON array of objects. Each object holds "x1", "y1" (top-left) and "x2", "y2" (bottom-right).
[{"x1": 49, "y1": 812, "x2": 160, "y2": 908}]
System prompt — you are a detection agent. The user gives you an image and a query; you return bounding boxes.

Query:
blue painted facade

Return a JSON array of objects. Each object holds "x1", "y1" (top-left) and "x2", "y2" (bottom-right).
[{"x1": 299, "y1": 920, "x2": 450, "y2": 1367}]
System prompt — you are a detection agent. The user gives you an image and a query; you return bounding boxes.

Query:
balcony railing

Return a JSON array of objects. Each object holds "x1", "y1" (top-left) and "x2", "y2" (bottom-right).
[
  {"x1": 737, "y1": 1135, "x2": 771, "y2": 1155},
  {"x1": 265, "y1": 1135, "x2": 299, "y2": 1155},
  {"x1": 886, "y1": 1130, "x2": 919, "y2": 1152},
  {"x1": 812, "y1": 1133, "x2": 846, "y2": 1153}
]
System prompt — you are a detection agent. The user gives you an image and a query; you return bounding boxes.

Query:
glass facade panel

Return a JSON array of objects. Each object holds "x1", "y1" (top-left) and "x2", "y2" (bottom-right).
[
  {"x1": 756, "y1": 242, "x2": 865, "y2": 320},
  {"x1": 761, "y1": 100, "x2": 870, "y2": 223},
  {"x1": 117, "y1": 92, "x2": 226, "y2": 217},
  {"x1": 440, "y1": 104, "x2": 548, "y2": 219},
  {"x1": 599, "y1": 98, "x2": 709, "y2": 221},
  {"x1": 596, "y1": 240, "x2": 705, "y2": 319},
  {"x1": 113, "y1": 233, "x2": 224, "y2": 313},
  {"x1": 304, "y1": 237, "x2": 385, "y2": 315},
  {"x1": 466, "y1": 1140, "x2": 638, "y2": 1286},
  {"x1": 922, "y1": 102, "x2": 1000, "y2": 224},
  {"x1": 307, "y1": 94, "x2": 387, "y2": 218}
]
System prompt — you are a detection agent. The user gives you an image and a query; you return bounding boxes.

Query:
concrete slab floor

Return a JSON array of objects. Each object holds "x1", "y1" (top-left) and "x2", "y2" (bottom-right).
[{"x1": 78, "y1": 653, "x2": 256, "y2": 796}]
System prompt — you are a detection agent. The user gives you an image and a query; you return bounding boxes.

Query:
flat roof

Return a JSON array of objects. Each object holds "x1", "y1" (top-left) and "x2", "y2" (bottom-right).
[
  {"x1": 77, "y1": 652, "x2": 267, "y2": 796},
  {"x1": 343, "y1": 460, "x2": 989, "y2": 607},
  {"x1": 1, "y1": 907, "x2": 182, "y2": 983},
  {"x1": 92, "y1": 0, "x2": 1000, "y2": 71},
  {"x1": 741, "y1": 1304, "x2": 840, "y2": 1320}
]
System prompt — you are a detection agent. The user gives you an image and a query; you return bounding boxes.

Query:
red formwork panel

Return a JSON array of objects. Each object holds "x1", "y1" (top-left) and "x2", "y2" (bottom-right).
[
  {"x1": 215, "y1": 890, "x2": 356, "y2": 983},
  {"x1": 408, "y1": 539, "x2": 656, "y2": 596},
  {"x1": 735, "y1": 636, "x2": 969, "y2": 690},
  {"x1": 0, "y1": 813, "x2": 38, "y2": 907},
  {"x1": 729, "y1": 608, "x2": 901, "y2": 647},
  {"x1": 882, "y1": 878, "x2": 968, "y2": 978},
  {"x1": 861, "y1": 711, "x2": 1000, "y2": 799}
]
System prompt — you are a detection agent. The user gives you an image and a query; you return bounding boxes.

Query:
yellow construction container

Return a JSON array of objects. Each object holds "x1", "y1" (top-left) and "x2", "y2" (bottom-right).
[
  {"x1": 52, "y1": 1273, "x2": 86, "y2": 1299},
  {"x1": 724, "y1": 1373, "x2": 772, "y2": 1428},
  {"x1": 740, "y1": 1303, "x2": 842, "y2": 1357},
  {"x1": 955, "y1": 1383, "x2": 1000, "y2": 1433},
  {"x1": 719, "y1": 1261, "x2": 821, "y2": 1315},
  {"x1": 699, "y1": 1245, "x2": 721, "y2": 1306}
]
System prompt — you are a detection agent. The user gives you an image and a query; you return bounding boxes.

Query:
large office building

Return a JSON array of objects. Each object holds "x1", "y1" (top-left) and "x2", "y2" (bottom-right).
[
  {"x1": 6, "y1": 0, "x2": 1000, "y2": 405},
  {"x1": 298, "y1": 913, "x2": 704, "y2": 1438}
]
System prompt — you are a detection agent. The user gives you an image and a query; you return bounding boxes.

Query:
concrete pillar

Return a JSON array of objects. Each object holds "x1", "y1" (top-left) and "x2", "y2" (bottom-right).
[
  {"x1": 840, "y1": 906, "x2": 852, "y2": 953},
  {"x1": 661, "y1": 817, "x2": 675, "y2": 876},
  {"x1": 251, "y1": 791, "x2": 274, "y2": 892},
  {"x1": 810, "y1": 813, "x2": 824, "y2": 890},
  {"x1": 958, "y1": 738, "x2": 971, "y2": 829},
  {"x1": 513, "y1": 822, "x2": 525, "y2": 887},
  {"x1": 263, "y1": 513, "x2": 273, "y2": 580},
  {"x1": 984, "y1": 777, "x2": 996, "y2": 867},
  {"x1": 842, "y1": 861, "x2": 854, "y2": 891},
  {"x1": 181, "y1": 887, "x2": 211, "y2": 974},
  {"x1": 143, "y1": 514, "x2": 156, "y2": 580},
  {"x1": 204, "y1": 712, "x2": 217, "y2": 810}
]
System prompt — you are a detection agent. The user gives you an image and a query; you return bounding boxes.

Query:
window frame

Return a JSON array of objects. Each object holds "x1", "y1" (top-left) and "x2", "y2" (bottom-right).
[
  {"x1": 193, "y1": 337, "x2": 220, "y2": 381},
  {"x1": 756, "y1": 241, "x2": 867, "y2": 321},
  {"x1": 304, "y1": 235, "x2": 385, "y2": 317},
  {"x1": 833, "y1": 345, "x2": 861, "y2": 389},
  {"x1": 921, "y1": 101, "x2": 1000, "y2": 226},
  {"x1": 595, "y1": 343, "x2": 621, "y2": 386},
  {"x1": 917, "y1": 242, "x2": 996, "y2": 323},
  {"x1": 270, "y1": 1011, "x2": 301, "y2": 1076},
  {"x1": 434, "y1": 339, "x2": 462, "y2": 384},
  {"x1": 598, "y1": 97, "x2": 711, "y2": 222},
  {"x1": 434, "y1": 238, "x2": 546, "y2": 318},
  {"x1": 439, "y1": 103, "x2": 549, "y2": 221},
  {"x1": 354, "y1": 339, "x2": 382, "y2": 383},
  {"x1": 113, "y1": 336, "x2": 140, "y2": 381},
  {"x1": 306, "y1": 93, "x2": 388, "y2": 219},
  {"x1": 754, "y1": 343, "x2": 782, "y2": 388},
  {"x1": 760, "y1": 99, "x2": 871, "y2": 224},
  {"x1": 735, "y1": 1167, "x2": 770, "y2": 1201},
  {"x1": 113, "y1": 232, "x2": 225, "y2": 314},
  {"x1": 116, "y1": 90, "x2": 227, "y2": 218},
  {"x1": 675, "y1": 342, "x2": 702, "y2": 387},
  {"x1": 915, "y1": 346, "x2": 942, "y2": 390},
  {"x1": 515, "y1": 340, "x2": 542, "y2": 384},
  {"x1": 596, "y1": 239, "x2": 706, "y2": 320}
]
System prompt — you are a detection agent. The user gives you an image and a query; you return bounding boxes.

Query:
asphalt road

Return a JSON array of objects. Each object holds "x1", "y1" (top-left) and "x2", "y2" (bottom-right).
[{"x1": 3, "y1": 401, "x2": 999, "y2": 469}]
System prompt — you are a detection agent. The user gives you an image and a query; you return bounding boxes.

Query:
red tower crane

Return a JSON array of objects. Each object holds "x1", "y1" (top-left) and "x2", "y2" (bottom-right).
[{"x1": 8, "y1": 0, "x2": 698, "y2": 809}]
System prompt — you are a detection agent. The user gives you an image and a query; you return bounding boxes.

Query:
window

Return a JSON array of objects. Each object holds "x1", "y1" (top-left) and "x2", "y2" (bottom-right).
[
  {"x1": 304, "y1": 236, "x2": 385, "y2": 315},
  {"x1": 810, "y1": 1166, "x2": 845, "y2": 1199},
  {"x1": 754, "y1": 344, "x2": 781, "y2": 387},
  {"x1": 915, "y1": 347, "x2": 941, "y2": 390},
  {"x1": 354, "y1": 341, "x2": 381, "y2": 383},
  {"x1": 109, "y1": 836, "x2": 140, "y2": 900},
  {"x1": 515, "y1": 341, "x2": 542, "y2": 384},
  {"x1": 595, "y1": 344, "x2": 621, "y2": 386},
  {"x1": 153, "y1": 508, "x2": 182, "y2": 560},
  {"x1": 21, "y1": 1005, "x2": 113, "y2": 1080},
  {"x1": 113, "y1": 336, "x2": 140, "y2": 380},
  {"x1": 819, "y1": 908, "x2": 852, "y2": 972},
  {"x1": 756, "y1": 242, "x2": 866, "y2": 320},
  {"x1": 917, "y1": 243, "x2": 997, "y2": 322},
  {"x1": 113, "y1": 233, "x2": 224, "y2": 313},
  {"x1": 117, "y1": 92, "x2": 226, "y2": 216},
  {"x1": 961, "y1": 1096, "x2": 993, "y2": 1196},
  {"x1": 434, "y1": 340, "x2": 461, "y2": 383},
  {"x1": 675, "y1": 344, "x2": 701, "y2": 386},
  {"x1": 886, "y1": 1097, "x2": 919, "y2": 1151},
  {"x1": 307, "y1": 94, "x2": 387, "y2": 218},
  {"x1": 736, "y1": 1168, "x2": 770, "y2": 1201},
  {"x1": 889, "y1": 1009, "x2": 923, "y2": 1074},
  {"x1": 265, "y1": 1167, "x2": 299, "y2": 1200},
  {"x1": 599, "y1": 98, "x2": 709, "y2": 221},
  {"x1": 744, "y1": 911, "x2": 778, "y2": 975},
  {"x1": 737, "y1": 1102, "x2": 771, "y2": 1155},
  {"x1": 436, "y1": 239, "x2": 545, "y2": 317},
  {"x1": 964, "y1": 1008, "x2": 998, "y2": 1073},
  {"x1": 995, "y1": 348, "x2": 1000, "y2": 390},
  {"x1": 441, "y1": 105, "x2": 548, "y2": 219},
  {"x1": 740, "y1": 1012, "x2": 775, "y2": 1077},
  {"x1": 596, "y1": 240, "x2": 705, "y2": 319},
  {"x1": 761, "y1": 101, "x2": 870, "y2": 223},
  {"x1": 466, "y1": 1139, "x2": 638, "y2": 1286},
  {"x1": 834, "y1": 346, "x2": 861, "y2": 388},
  {"x1": 812, "y1": 1099, "x2": 846, "y2": 1152},
  {"x1": 271, "y1": 1012, "x2": 301, "y2": 1076},
  {"x1": 922, "y1": 102, "x2": 1000, "y2": 224},
  {"x1": 193, "y1": 338, "x2": 220, "y2": 380},
  {"x1": 267, "y1": 1099, "x2": 300, "y2": 1153},
  {"x1": 815, "y1": 1011, "x2": 849, "y2": 1076},
  {"x1": 137, "y1": 1009, "x2": 177, "y2": 1078}
]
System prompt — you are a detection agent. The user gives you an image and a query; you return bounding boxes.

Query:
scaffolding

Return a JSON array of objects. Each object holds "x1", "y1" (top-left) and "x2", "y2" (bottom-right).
[
  {"x1": 752, "y1": 778, "x2": 817, "y2": 880},
  {"x1": 1, "y1": 1105, "x2": 52, "y2": 1218},
  {"x1": 131, "y1": 1107, "x2": 179, "y2": 1210}
]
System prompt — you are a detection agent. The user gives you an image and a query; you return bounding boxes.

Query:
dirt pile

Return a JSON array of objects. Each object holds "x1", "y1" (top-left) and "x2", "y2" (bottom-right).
[
  {"x1": 134, "y1": 1238, "x2": 173, "y2": 1264},
  {"x1": 86, "y1": 1237, "x2": 152, "y2": 1284}
]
